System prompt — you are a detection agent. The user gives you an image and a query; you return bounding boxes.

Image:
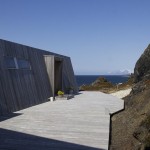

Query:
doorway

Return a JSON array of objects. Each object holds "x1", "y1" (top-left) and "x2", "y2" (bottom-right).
[{"x1": 54, "y1": 59, "x2": 63, "y2": 95}]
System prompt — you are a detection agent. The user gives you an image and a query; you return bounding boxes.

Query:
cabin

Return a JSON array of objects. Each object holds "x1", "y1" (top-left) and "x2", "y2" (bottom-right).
[{"x1": 0, "y1": 39, "x2": 78, "y2": 115}]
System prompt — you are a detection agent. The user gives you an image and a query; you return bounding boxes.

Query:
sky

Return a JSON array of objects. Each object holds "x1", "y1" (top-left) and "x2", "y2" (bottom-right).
[{"x1": 0, "y1": 0, "x2": 150, "y2": 75}]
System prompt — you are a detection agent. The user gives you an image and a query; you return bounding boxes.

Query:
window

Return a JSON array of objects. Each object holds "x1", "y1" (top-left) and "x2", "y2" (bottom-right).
[
  {"x1": 5, "y1": 57, "x2": 17, "y2": 69},
  {"x1": 5, "y1": 57, "x2": 31, "y2": 70},
  {"x1": 17, "y1": 59, "x2": 31, "y2": 69}
]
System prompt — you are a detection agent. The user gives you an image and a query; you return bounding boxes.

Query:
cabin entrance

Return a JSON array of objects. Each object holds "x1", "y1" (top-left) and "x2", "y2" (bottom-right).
[
  {"x1": 54, "y1": 59, "x2": 63, "y2": 95},
  {"x1": 44, "y1": 55, "x2": 63, "y2": 97}
]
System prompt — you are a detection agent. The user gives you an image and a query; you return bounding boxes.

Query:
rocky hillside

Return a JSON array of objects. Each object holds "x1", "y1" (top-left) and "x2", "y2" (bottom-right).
[
  {"x1": 110, "y1": 45, "x2": 150, "y2": 150},
  {"x1": 80, "y1": 76, "x2": 133, "y2": 93}
]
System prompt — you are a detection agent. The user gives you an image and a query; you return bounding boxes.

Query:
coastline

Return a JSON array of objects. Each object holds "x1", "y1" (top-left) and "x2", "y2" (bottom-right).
[{"x1": 76, "y1": 75, "x2": 130, "y2": 87}]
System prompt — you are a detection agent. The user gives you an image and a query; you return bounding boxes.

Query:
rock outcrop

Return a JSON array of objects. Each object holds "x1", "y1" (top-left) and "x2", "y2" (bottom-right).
[
  {"x1": 134, "y1": 44, "x2": 150, "y2": 82},
  {"x1": 80, "y1": 77, "x2": 114, "y2": 91},
  {"x1": 110, "y1": 44, "x2": 150, "y2": 150}
]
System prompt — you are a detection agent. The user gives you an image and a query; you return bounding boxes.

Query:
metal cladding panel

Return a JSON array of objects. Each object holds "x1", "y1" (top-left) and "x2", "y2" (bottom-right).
[{"x1": 62, "y1": 57, "x2": 78, "y2": 94}]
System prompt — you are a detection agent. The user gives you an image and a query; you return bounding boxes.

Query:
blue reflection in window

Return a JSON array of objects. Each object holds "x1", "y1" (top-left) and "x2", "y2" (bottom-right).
[
  {"x1": 5, "y1": 57, "x2": 16, "y2": 69},
  {"x1": 17, "y1": 59, "x2": 30, "y2": 69}
]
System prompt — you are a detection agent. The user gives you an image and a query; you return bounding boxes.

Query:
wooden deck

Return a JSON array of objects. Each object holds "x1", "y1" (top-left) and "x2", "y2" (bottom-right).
[{"x1": 0, "y1": 91, "x2": 124, "y2": 150}]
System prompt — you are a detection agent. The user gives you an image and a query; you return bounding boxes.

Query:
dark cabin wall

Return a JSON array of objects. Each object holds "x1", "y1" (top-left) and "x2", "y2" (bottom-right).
[
  {"x1": 0, "y1": 39, "x2": 78, "y2": 115},
  {"x1": 0, "y1": 40, "x2": 52, "y2": 115}
]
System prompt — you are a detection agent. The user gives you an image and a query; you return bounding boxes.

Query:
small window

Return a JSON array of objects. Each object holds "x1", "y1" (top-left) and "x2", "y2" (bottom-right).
[
  {"x1": 17, "y1": 59, "x2": 31, "y2": 69},
  {"x1": 5, "y1": 57, "x2": 17, "y2": 69}
]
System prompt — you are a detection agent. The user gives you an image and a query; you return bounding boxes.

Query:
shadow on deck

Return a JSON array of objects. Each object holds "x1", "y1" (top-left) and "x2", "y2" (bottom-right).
[
  {"x1": 0, "y1": 113, "x2": 22, "y2": 122},
  {"x1": 0, "y1": 128, "x2": 104, "y2": 150}
]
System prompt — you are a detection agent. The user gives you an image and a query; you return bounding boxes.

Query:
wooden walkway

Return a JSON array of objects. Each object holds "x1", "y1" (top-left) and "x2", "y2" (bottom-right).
[{"x1": 0, "y1": 91, "x2": 124, "y2": 150}]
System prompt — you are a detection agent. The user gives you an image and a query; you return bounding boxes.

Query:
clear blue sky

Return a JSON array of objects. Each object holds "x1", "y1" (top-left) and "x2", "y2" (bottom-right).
[{"x1": 0, "y1": 0, "x2": 150, "y2": 75}]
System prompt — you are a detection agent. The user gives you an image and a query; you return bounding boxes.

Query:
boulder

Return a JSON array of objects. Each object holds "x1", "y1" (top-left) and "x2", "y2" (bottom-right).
[{"x1": 91, "y1": 77, "x2": 113, "y2": 87}]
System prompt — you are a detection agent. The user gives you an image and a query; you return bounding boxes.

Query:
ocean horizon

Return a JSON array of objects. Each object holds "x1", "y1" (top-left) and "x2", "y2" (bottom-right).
[{"x1": 75, "y1": 75, "x2": 130, "y2": 87}]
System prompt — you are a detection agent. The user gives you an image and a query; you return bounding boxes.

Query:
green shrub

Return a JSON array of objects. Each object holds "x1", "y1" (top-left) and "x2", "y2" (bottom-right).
[{"x1": 57, "y1": 90, "x2": 64, "y2": 95}]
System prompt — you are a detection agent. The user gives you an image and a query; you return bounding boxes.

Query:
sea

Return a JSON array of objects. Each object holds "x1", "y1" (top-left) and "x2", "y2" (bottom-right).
[{"x1": 75, "y1": 75, "x2": 130, "y2": 87}]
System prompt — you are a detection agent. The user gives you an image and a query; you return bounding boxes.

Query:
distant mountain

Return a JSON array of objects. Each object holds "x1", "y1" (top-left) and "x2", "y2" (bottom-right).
[{"x1": 107, "y1": 69, "x2": 132, "y2": 75}]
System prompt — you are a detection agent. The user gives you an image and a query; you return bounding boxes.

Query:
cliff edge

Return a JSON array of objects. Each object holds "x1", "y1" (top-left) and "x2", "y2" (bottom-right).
[{"x1": 110, "y1": 45, "x2": 150, "y2": 150}]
